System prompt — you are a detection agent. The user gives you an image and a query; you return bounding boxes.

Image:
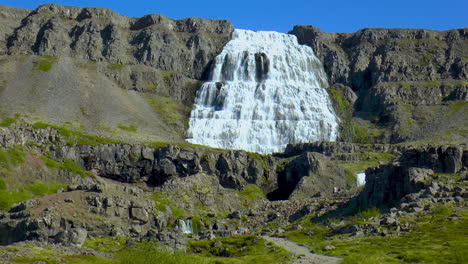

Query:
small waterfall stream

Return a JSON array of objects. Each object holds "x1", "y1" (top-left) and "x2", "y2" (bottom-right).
[
  {"x1": 177, "y1": 219, "x2": 193, "y2": 234},
  {"x1": 187, "y1": 29, "x2": 339, "y2": 154}
]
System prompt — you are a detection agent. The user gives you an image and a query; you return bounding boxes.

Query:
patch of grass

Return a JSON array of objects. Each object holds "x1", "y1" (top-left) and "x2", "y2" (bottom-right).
[
  {"x1": 117, "y1": 124, "x2": 137, "y2": 132},
  {"x1": 114, "y1": 241, "x2": 210, "y2": 264},
  {"x1": 145, "y1": 94, "x2": 190, "y2": 127},
  {"x1": 40, "y1": 156, "x2": 91, "y2": 177},
  {"x1": 63, "y1": 255, "x2": 113, "y2": 264},
  {"x1": 110, "y1": 63, "x2": 125, "y2": 70},
  {"x1": 33, "y1": 55, "x2": 58, "y2": 72},
  {"x1": 238, "y1": 185, "x2": 265, "y2": 207},
  {"x1": 338, "y1": 151, "x2": 394, "y2": 173},
  {"x1": 172, "y1": 207, "x2": 186, "y2": 219},
  {"x1": 33, "y1": 122, "x2": 123, "y2": 146},
  {"x1": 83, "y1": 236, "x2": 128, "y2": 253},
  {"x1": 150, "y1": 191, "x2": 173, "y2": 211},
  {"x1": 0, "y1": 116, "x2": 17, "y2": 127},
  {"x1": 24, "y1": 181, "x2": 64, "y2": 197},
  {"x1": 13, "y1": 256, "x2": 60, "y2": 264},
  {"x1": 188, "y1": 235, "x2": 292, "y2": 263},
  {"x1": 0, "y1": 189, "x2": 30, "y2": 211},
  {"x1": 0, "y1": 177, "x2": 6, "y2": 190},
  {"x1": 0, "y1": 146, "x2": 27, "y2": 169},
  {"x1": 0, "y1": 180, "x2": 64, "y2": 211},
  {"x1": 329, "y1": 88, "x2": 352, "y2": 117},
  {"x1": 287, "y1": 205, "x2": 468, "y2": 264},
  {"x1": 445, "y1": 101, "x2": 468, "y2": 118},
  {"x1": 247, "y1": 152, "x2": 269, "y2": 171}
]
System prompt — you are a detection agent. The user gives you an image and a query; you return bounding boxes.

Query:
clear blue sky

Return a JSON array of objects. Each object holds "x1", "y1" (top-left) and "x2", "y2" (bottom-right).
[{"x1": 1, "y1": 0, "x2": 467, "y2": 33}]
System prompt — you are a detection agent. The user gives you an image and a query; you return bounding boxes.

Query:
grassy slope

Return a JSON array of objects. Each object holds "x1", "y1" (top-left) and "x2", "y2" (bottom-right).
[{"x1": 284, "y1": 205, "x2": 467, "y2": 264}]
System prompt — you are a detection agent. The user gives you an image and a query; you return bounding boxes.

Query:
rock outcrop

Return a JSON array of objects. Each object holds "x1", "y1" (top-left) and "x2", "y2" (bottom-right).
[
  {"x1": 0, "y1": 4, "x2": 233, "y2": 142},
  {"x1": 290, "y1": 26, "x2": 468, "y2": 143},
  {"x1": 356, "y1": 145, "x2": 467, "y2": 208}
]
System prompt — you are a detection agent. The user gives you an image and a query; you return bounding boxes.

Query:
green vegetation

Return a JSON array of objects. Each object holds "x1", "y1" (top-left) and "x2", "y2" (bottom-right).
[
  {"x1": 161, "y1": 70, "x2": 178, "y2": 86},
  {"x1": 150, "y1": 191, "x2": 173, "y2": 211},
  {"x1": 188, "y1": 235, "x2": 292, "y2": 263},
  {"x1": 83, "y1": 236, "x2": 128, "y2": 253},
  {"x1": 0, "y1": 180, "x2": 64, "y2": 211},
  {"x1": 247, "y1": 152, "x2": 269, "y2": 171},
  {"x1": 33, "y1": 55, "x2": 58, "y2": 72},
  {"x1": 445, "y1": 101, "x2": 468, "y2": 118},
  {"x1": 117, "y1": 124, "x2": 137, "y2": 132},
  {"x1": 172, "y1": 207, "x2": 186, "y2": 219},
  {"x1": 0, "y1": 146, "x2": 26, "y2": 170},
  {"x1": 285, "y1": 205, "x2": 467, "y2": 264},
  {"x1": 238, "y1": 185, "x2": 265, "y2": 207},
  {"x1": 337, "y1": 151, "x2": 394, "y2": 173},
  {"x1": 33, "y1": 122, "x2": 123, "y2": 146},
  {"x1": 329, "y1": 88, "x2": 352, "y2": 116},
  {"x1": 110, "y1": 63, "x2": 126, "y2": 70},
  {"x1": 145, "y1": 94, "x2": 190, "y2": 127},
  {"x1": 0, "y1": 116, "x2": 17, "y2": 127},
  {"x1": 114, "y1": 241, "x2": 210, "y2": 264},
  {"x1": 40, "y1": 155, "x2": 91, "y2": 177},
  {"x1": 11, "y1": 246, "x2": 112, "y2": 264}
]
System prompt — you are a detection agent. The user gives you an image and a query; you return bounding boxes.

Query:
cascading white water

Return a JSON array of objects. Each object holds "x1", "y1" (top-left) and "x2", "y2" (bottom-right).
[
  {"x1": 177, "y1": 219, "x2": 193, "y2": 234},
  {"x1": 356, "y1": 172, "x2": 366, "y2": 187},
  {"x1": 187, "y1": 29, "x2": 339, "y2": 154}
]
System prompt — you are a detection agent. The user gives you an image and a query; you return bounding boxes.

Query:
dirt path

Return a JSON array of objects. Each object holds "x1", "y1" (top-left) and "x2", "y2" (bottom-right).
[{"x1": 262, "y1": 236, "x2": 341, "y2": 264}]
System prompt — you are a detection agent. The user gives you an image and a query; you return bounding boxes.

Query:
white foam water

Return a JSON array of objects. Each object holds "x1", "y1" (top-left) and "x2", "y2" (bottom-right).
[{"x1": 187, "y1": 29, "x2": 339, "y2": 154}]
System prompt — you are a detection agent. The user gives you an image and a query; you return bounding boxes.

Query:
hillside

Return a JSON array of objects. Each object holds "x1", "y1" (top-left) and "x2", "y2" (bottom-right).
[{"x1": 0, "y1": 3, "x2": 466, "y2": 264}]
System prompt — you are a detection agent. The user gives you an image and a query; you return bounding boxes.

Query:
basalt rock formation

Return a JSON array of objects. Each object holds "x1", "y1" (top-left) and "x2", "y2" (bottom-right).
[
  {"x1": 290, "y1": 26, "x2": 468, "y2": 144},
  {"x1": 0, "y1": 4, "x2": 233, "y2": 142}
]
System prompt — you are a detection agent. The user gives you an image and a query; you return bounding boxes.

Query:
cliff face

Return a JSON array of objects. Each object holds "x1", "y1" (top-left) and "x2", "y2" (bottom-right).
[
  {"x1": 290, "y1": 26, "x2": 468, "y2": 143},
  {"x1": 0, "y1": 4, "x2": 233, "y2": 142}
]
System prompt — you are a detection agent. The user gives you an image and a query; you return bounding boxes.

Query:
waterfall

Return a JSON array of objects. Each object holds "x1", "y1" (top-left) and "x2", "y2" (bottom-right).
[
  {"x1": 187, "y1": 29, "x2": 339, "y2": 154},
  {"x1": 357, "y1": 172, "x2": 366, "y2": 187},
  {"x1": 177, "y1": 219, "x2": 193, "y2": 234}
]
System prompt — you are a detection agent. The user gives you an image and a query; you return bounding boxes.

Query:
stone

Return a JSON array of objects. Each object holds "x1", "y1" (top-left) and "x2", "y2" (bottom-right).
[
  {"x1": 323, "y1": 245, "x2": 335, "y2": 251},
  {"x1": 56, "y1": 228, "x2": 87, "y2": 247},
  {"x1": 130, "y1": 207, "x2": 149, "y2": 223},
  {"x1": 229, "y1": 211, "x2": 241, "y2": 219}
]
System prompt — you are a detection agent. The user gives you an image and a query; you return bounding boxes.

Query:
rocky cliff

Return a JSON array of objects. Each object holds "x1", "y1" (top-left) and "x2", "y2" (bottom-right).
[
  {"x1": 290, "y1": 26, "x2": 468, "y2": 144},
  {"x1": 0, "y1": 4, "x2": 233, "y2": 142}
]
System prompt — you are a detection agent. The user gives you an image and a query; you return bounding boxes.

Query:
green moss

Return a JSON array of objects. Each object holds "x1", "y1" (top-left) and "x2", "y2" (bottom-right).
[
  {"x1": 110, "y1": 63, "x2": 125, "y2": 70},
  {"x1": 0, "y1": 177, "x2": 6, "y2": 190},
  {"x1": 352, "y1": 123, "x2": 371, "y2": 144},
  {"x1": 117, "y1": 124, "x2": 138, "y2": 132},
  {"x1": 172, "y1": 207, "x2": 186, "y2": 219},
  {"x1": 83, "y1": 236, "x2": 128, "y2": 253},
  {"x1": 329, "y1": 89, "x2": 352, "y2": 117},
  {"x1": 0, "y1": 117, "x2": 17, "y2": 127},
  {"x1": 247, "y1": 152, "x2": 269, "y2": 170},
  {"x1": 338, "y1": 151, "x2": 394, "y2": 173},
  {"x1": 238, "y1": 185, "x2": 265, "y2": 207},
  {"x1": 41, "y1": 156, "x2": 91, "y2": 177},
  {"x1": 33, "y1": 55, "x2": 58, "y2": 72},
  {"x1": 150, "y1": 191, "x2": 173, "y2": 211},
  {"x1": 33, "y1": 122, "x2": 123, "y2": 146}
]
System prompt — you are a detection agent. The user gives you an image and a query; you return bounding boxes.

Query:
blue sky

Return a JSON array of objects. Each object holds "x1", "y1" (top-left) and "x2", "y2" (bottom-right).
[{"x1": 1, "y1": 0, "x2": 467, "y2": 33}]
